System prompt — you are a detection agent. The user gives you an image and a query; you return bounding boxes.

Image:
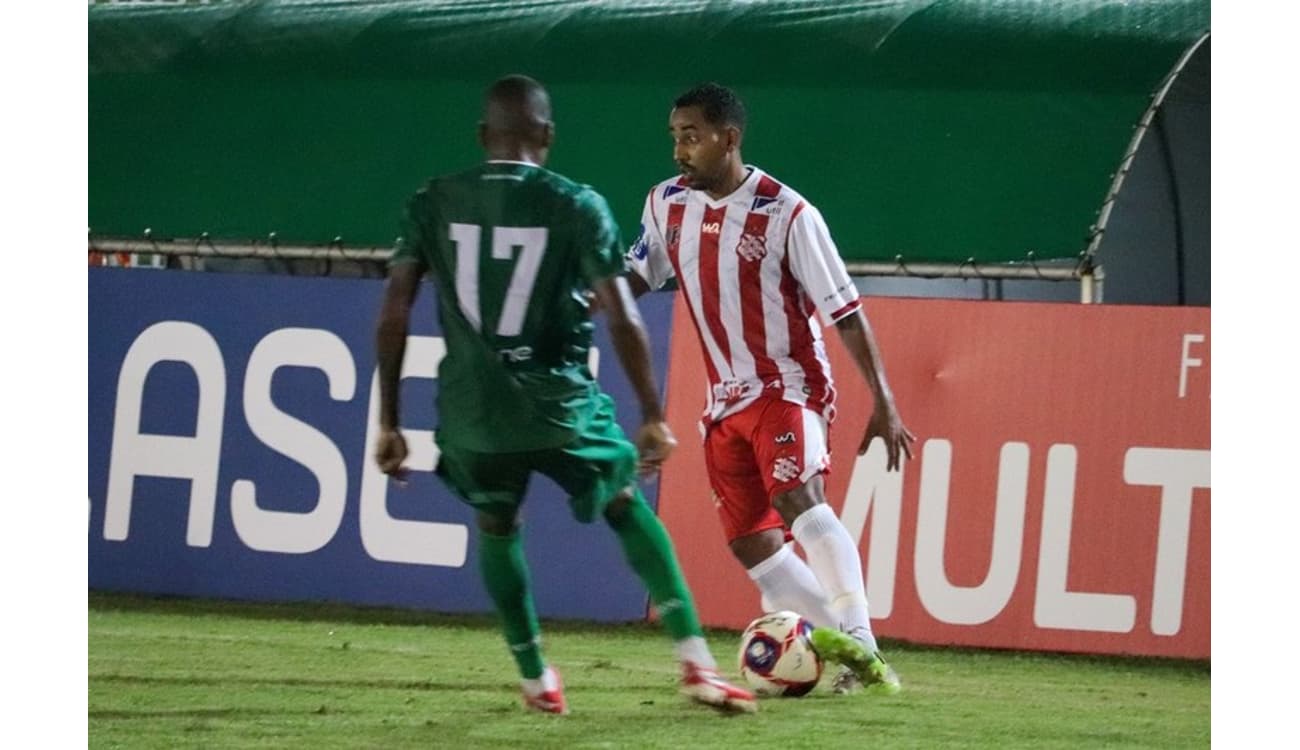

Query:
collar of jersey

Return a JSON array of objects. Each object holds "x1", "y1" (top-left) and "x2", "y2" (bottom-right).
[
  {"x1": 484, "y1": 159, "x2": 541, "y2": 168},
  {"x1": 690, "y1": 165, "x2": 761, "y2": 207}
]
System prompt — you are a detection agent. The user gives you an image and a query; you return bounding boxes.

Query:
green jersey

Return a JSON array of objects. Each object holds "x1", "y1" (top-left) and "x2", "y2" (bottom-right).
[{"x1": 391, "y1": 161, "x2": 627, "y2": 452}]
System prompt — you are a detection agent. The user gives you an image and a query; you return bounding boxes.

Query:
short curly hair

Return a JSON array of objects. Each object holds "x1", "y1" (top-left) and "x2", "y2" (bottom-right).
[{"x1": 673, "y1": 83, "x2": 746, "y2": 132}]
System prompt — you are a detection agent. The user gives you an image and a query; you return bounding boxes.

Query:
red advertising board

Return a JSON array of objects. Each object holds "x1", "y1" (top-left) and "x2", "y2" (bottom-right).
[{"x1": 657, "y1": 297, "x2": 1209, "y2": 659}]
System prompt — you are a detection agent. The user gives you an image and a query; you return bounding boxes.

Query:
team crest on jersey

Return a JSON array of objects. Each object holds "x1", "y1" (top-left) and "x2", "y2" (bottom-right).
[{"x1": 735, "y1": 232, "x2": 767, "y2": 262}]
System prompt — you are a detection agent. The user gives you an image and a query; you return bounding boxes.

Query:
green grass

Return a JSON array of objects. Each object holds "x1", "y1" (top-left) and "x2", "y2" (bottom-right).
[{"x1": 89, "y1": 592, "x2": 1209, "y2": 749}]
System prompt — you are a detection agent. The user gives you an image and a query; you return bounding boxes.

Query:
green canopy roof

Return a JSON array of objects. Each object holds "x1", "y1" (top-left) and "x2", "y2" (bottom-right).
[{"x1": 89, "y1": 0, "x2": 1210, "y2": 264}]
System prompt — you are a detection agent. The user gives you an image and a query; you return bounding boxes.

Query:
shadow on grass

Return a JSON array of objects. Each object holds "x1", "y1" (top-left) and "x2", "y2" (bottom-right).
[
  {"x1": 89, "y1": 589, "x2": 658, "y2": 636},
  {"x1": 92, "y1": 672, "x2": 505, "y2": 692},
  {"x1": 90, "y1": 590, "x2": 1209, "y2": 676},
  {"x1": 90, "y1": 707, "x2": 296, "y2": 720}
]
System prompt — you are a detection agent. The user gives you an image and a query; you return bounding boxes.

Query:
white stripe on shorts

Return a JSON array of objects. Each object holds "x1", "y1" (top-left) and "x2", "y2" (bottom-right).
[{"x1": 798, "y1": 407, "x2": 830, "y2": 483}]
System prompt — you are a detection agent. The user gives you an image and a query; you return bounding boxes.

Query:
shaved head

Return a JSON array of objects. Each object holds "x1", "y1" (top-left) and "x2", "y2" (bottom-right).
[{"x1": 480, "y1": 74, "x2": 554, "y2": 154}]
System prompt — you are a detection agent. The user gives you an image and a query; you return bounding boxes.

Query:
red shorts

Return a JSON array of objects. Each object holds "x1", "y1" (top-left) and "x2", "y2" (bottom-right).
[{"x1": 703, "y1": 397, "x2": 832, "y2": 542}]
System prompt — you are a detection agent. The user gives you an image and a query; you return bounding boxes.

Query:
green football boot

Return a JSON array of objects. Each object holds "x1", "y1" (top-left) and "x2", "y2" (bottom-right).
[{"x1": 810, "y1": 627, "x2": 902, "y2": 696}]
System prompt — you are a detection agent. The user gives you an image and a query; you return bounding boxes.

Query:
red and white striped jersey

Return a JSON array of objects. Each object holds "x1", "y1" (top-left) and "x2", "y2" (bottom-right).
[{"x1": 626, "y1": 166, "x2": 861, "y2": 428}]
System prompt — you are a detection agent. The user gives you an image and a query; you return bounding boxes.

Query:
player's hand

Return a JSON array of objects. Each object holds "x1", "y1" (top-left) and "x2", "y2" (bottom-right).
[
  {"x1": 635, "y1": 420, "x2": 678, "y2": 476},
  {"x1": 860, "y1": 405, "x2": 916, "y2": 471},
  {"x1": 375, "y1": 427, "x2": 411, "y2": 485}
]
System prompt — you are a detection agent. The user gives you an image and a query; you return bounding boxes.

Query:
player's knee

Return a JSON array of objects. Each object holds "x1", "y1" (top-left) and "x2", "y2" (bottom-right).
[
  {"x1": 602, "y1": 486, "x2": 638, "y2": 526},
  {"x1": 772, "y1": 488, "x2": 815, "y2": 525},
  {"x1": 772, "y1": 477, "x2": 826, "y2": 526},
  {"x1": 476, "y1": 512, "x2": 518, "y2": 537},
  {"x1": 729, "y1": 529, "x2": 785, "y2": 569}
]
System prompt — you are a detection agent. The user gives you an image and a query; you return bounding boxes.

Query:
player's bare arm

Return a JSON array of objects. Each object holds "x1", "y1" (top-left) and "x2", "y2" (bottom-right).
[
  {"x1": 834, "y1": 309, "x2": 916, "y2": 470},
  {"x1": 625, "y1": 271, "x2": 652, "y2": 299},
  {"x1": 586, "y1": 271, "x2": 651, "y2": 316},
  {"x1": 593, "y1": 273, "x2": 677, "y2": 474},
  {"x1": 374, "y1": 260, "x2": 425, "y2": 477}
]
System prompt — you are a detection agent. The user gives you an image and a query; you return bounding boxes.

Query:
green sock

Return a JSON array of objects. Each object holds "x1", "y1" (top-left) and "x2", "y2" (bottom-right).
[
  {"x1": 606, "y1": 490, "x2": 705, "y2": 641},
  {"x1": 477, "y1": 530, "x2": 545, "y2": 680}
]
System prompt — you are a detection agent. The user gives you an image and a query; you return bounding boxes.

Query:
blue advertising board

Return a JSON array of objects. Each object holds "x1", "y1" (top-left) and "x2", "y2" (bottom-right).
[{"x1": 88, "y1": 267, "x2": 675, "y2": 622}]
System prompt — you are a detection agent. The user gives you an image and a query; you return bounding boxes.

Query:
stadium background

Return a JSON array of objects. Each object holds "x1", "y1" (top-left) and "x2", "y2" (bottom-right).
[{"x1": 88, "y1": 1, "x2": 1210, "y2": 660}]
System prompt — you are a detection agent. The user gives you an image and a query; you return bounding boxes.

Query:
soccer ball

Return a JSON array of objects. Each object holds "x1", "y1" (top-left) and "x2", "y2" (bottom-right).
[{"x1": 737, "y1": 611, "x2": 824, "y2": 697}]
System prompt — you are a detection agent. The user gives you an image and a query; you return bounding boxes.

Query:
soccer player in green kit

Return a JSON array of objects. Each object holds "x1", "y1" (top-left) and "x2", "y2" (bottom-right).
[{"x1": 373, "y1": 75, "x2": 756, "y2": 716}]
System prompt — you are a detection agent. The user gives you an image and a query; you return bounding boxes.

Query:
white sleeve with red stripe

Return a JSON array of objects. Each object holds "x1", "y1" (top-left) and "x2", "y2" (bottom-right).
[
  {"x1": 786, "y1": 203, "x2": 862, "y2": 326},
  {"x1": 625, "y1": 189, "x2": 674, "y2": 290}
]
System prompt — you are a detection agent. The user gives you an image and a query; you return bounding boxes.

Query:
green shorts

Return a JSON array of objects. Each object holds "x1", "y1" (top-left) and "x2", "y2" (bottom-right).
[{"x1": 434, "y1": 394, "x2": 638, "y2": 524}]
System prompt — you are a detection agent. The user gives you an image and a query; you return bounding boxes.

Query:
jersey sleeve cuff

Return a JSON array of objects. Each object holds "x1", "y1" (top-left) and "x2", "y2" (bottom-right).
[{"x1": 825, "y1": 299, "x2": 862, "y2": 325}]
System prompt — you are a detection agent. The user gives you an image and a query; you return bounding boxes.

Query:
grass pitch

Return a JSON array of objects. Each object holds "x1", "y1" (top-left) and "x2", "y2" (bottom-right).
[{"x1": 89, "y1": 592, "x2": 1208, "y2": 749}]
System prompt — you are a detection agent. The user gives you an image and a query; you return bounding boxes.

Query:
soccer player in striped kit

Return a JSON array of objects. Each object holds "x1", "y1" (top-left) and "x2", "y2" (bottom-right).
[{"x1": 625, "y1": 83, "x2": 916, "y2": 695}]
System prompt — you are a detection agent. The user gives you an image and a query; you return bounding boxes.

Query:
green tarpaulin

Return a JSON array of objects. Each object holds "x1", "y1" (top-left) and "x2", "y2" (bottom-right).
[{"x1": 89, "y1": 0, "x2": 1209, "y2": 264}]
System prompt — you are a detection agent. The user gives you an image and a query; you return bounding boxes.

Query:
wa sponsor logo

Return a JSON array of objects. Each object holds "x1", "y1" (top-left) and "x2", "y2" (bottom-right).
[
  {"x1": 701, "y1": 222, "x2": 722, "y2": 235},
  {"x1": 775, "y1": 431, "x2": 796, "y2": 444},
  {"x1": 499, "y1": 345, "x2": 533, "y2": 363}
]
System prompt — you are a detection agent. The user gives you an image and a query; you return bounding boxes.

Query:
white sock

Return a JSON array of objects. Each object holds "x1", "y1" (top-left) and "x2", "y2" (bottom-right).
[
  {"x1": 675, "y1": 636, "x2": 716, "y2": 670},
  {"x1": 791, "y1": 504, "x2": 879, "y2": 652},
  {"x1": 521, "y1": 666, "x2": 558, "y2": 695},
  {"x1": 746, "y1": 543, "x2": 837, "y2": 629}
]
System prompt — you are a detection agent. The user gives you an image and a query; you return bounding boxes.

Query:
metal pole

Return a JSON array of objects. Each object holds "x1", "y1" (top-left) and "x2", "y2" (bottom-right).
[
  {"x1": 89, "y1": 235, "x2": 394, "y2": 263},
  {"x1": 91, "y1": 234, "x2": 1105, "y2": 298},
  {"x1": 1085, "y1": 32, "x2": 1209, "y2": 260},
  {"x1": 842, "y1": 259, "x2": 1084, "y2": 281}
]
